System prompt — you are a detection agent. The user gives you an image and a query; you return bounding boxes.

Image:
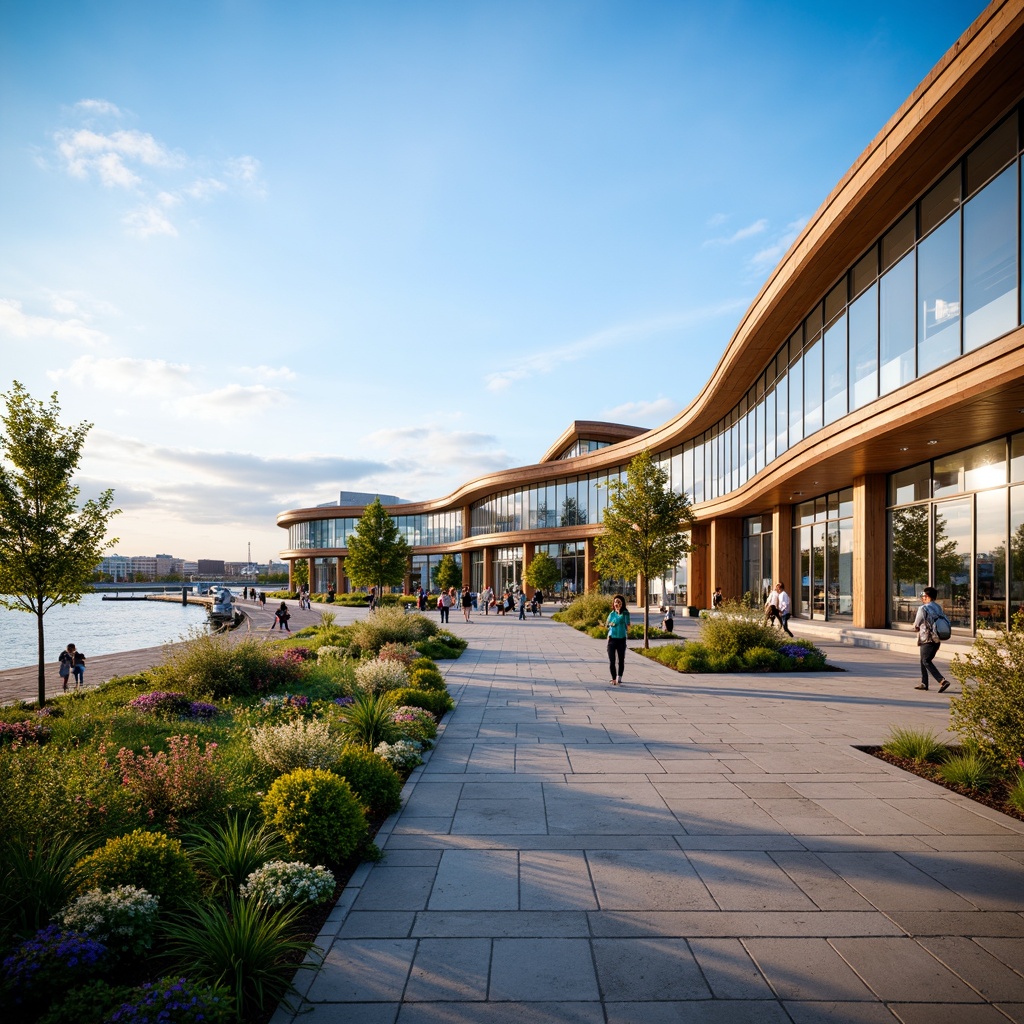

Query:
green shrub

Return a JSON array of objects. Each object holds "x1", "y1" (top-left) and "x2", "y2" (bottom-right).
[
  {"x1": 706, "y1": 652, "x2": 742, "y2": 672},
  {"x1": 950, "y1": 613, "x2": 1024, "y2": 770},
  {"x1": 348, "y1": 607, "x2": 437, "y2": 655},
  {"x1": 551, "y1": 592, "x2": 612, "y2": 629},
  {"x1": 675, "y1": 643, "x2": 710, "y2": 673},
  {"x1": 1008, "y1": 772, "x2": 1024, "y2": 814},
  {"x1": 882, "y1": 727, "x2": 948, "y2": 763},
  {"x1": 249, "y1": 718, "x2": 343, "y2": 774},
  {"x1": 585, "y1": 625, "x2": 606, "y2": 639},
  {"x1": 408, "y1": 666, "x2": 446, "y2": 692},
  {"x1": 392, "y1": 705, "x2": 437, "y2": 746},
  {"x1": 185, "y1": 814, "x2": 289, "y2": 897},
  {"x1": 334, "y1": 691, "x2": 399, "y2": 749},
  {"x1": 416, "y1": 630, "x2": 467, "y2": 660},
  {"x1": 260, "y1": 768, "x2": 367, "y2": 864},
  {"x1": 355, "y1": 657, "x2": 410, "y2": 694},
  {"x1": 37, "y1": 980, "x2": 135, "y2": 1024},
  {"x1": 56, "y1": 885, "x2": 160, "y2": 956},
  {"x1": 743, "y1": 646, "x2": 784, "y2": 671},
  {"x1": 163, "y1": 895, "x2": 310, "y2": 1022},
  {"x1": 390, "y1": 687, "x2": 454, "y2": 717},
  {"x1": 148, "y1": 631, "x2": 280, "y2": 699},
  {"x1": 0, "y1": 833, "x2": 88, "y2": 939},
  {"x1": 335, "y1": 745, "x2": 403, "y2": 818},
  {"x1": 699, "y1": 607, "x2": 782, "y2": 658},
  {"x1": 938, "y1": 750, "x2": 997, "y2": 790},
  {"x1": 75, "y1": 829, "x2": 200, "y2": 910},
  {"x1": 410, "y1": 657, "x2": 439, "y2": 673}
]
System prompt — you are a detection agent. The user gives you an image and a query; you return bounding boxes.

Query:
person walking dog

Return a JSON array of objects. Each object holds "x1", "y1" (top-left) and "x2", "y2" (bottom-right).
[{"x1": 914, "y1": 587, "x2": 951, "y2": 692}]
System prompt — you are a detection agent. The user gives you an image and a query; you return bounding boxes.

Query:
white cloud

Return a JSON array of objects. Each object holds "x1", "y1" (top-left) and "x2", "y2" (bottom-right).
[
  {"x1": 0, "y1": 298, "x2": 109, "y2": 347},
  {"x1": 703, "y1": 218, "x2": 769, "y2": 247},
  {"x1": 48, "y1": 354, "x2": 192, "y2": 394},
  {"x1": 240, "y1": 364, "x2": 297, "y2": 381},
  {"x1": 749, "y1": 217, "x2": 810, "y2": 270},
  {"x1": 50, "y1": 101, "x2": 267, "y2": 238},
  {"x1": 177, "y1": 384, "x2": 291, "y2": 418},
  {"x1": 485, "y1": 303, "x2": 746, "y2": 392},
  {"x1": 602, "y1": 397, "x2": 676, "y2": 424}
]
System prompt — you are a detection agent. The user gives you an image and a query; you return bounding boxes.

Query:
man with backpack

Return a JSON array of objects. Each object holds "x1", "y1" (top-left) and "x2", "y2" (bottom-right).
[{"x1": 913, "y1": 587, "x2": 951, "y2": 693}]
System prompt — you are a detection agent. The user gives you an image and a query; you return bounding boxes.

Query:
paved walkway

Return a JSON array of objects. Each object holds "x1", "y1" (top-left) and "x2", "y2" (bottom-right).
[{"x1": 274, "y1": 612, "x2": 1024, "y2": 1024}]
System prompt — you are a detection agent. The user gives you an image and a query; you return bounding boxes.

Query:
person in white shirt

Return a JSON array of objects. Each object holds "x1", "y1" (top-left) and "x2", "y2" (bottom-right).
[
  {"x1": 775, "y1": 583, "x2": 794, "y2": 636},
  {"x1": 764, "y1": 586, "x2": 780, "y2": 627}
]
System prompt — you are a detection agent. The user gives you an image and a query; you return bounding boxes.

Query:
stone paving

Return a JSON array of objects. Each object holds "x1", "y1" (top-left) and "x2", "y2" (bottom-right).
[{"x1": 273, "y1": 610, "x2": 1024, "y2": 1024}]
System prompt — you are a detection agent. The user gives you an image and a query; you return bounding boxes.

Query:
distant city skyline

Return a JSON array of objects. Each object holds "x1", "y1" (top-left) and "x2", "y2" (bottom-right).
[{"x1": 0, "y1": 0, "x2": 985, "y2": 557}]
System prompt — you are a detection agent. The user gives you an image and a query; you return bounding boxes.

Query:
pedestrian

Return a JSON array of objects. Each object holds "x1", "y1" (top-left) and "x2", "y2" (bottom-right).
[
  {"x1": 712, "y1": 587, "x2": 724, "y2": 610},
  {"x1": 368, "y1": 586, "x2": 377, "y2": 612},
  {"x1": 662, "y1": 608, "x2": 674, "y2": 633},
  {"x1": 259, "y1": 590, "x2": 267, "y2": 610},
  {"x1": 775, "y1": 583, "x2": 794, "y2": 636},
  {"x1": 518, "y1": 591, "x2": 527, "y2": 619},
  {"x1": 326, "y1": 583, "x2": 335, "y2": 604},
  {"x1": 67, "y1": 644, "x2": 86, "y2": 691},
  {"x1": 481, "y1": 585, "x2": 493, "y2": 615},
  {"x1": 438, "y1": 589, "x2": 451, "y2": 624},
  {"x1": 462, "y1": 585, "x2": 472, "y2": 622},
  {"x1": 764, "y1": 585, "x2": 781, "y2": 627},
  {"x1": 914, "y1": 587, "x2": 951, "y2": 693},
  {"x1": 272, "y1": 601, "x2": 291, "y2": 632},
  {"x1": 605, "y1": 594, "x2": 630, "y2": 686},
  {"x1": 58, "y1": 645, "x2": 73, "y2": 692},
  {"x1": 534, "y1": 589, "x2": 544, "y2": 616}
]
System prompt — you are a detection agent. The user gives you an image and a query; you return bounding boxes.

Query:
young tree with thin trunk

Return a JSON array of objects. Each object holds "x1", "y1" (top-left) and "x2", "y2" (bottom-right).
[
  {"x1": 432, "y1": 553, "x2": 463, "y2": 594},
  {"x1": 524, "y1": 550, "x2": 560, "y2": 595},
  {"x1": 0, "y1": 383, "x2": 120, "y2": 706},
  {"x1": 593, "y1": 449, "x2": 695, "y2": 648},
  {"x1": 344, "y1": 497, "x2": 411, "y2": 600}
]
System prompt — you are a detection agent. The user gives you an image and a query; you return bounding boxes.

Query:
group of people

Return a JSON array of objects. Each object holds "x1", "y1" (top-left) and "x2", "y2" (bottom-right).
[
  {"x1": 242, "y1": 586, "x2": 268, "y2": 609},
  {"x1": 763, "y1": 583, "x2": 794, "y2": 636},
  {"x1": 57, "y1": 643, "x2": 85, "y2": 693}
]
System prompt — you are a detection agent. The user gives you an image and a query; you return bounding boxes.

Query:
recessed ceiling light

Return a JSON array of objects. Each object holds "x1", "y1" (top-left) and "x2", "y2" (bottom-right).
[
  {"x1": 899, "y1": 446, "x2": 910, "y2": 452},
  {"x1": 927, "y1": 439, "x2": 938, "y2": 445}
]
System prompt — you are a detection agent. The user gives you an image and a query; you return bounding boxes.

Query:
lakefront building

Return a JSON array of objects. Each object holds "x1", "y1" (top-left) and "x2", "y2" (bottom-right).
[{"x1": 279, "y1": 0, "x2": 1024, "y2": 637}]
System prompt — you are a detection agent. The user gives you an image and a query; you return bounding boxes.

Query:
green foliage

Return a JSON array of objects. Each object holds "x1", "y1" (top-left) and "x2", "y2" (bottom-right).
[
  {"x1": 291, "y1": 560, "x2": 309, "y2": 588},
  {"x1": 335, "y1": 745, "x2": 403, "y2": 818},
  {"x1": 742, "y1": 646, "x2": 784, "y2": 671},
  {"x1": 699, "y1": 605, "x2": 782, "y2": 658},
  {"x1": 343, "y1": 498, "x2": 412, "y2": 597},
  {"x1": 149, "y1": 631, "x2": 283, "y2": 700},
  {"x1": 75, "y1": 829, "x2": 200, "y2": 910},
  {"x1": 260, "y1": 768, "x2": 367, "y2": 864},
  {"x1": 552, "y1": 591, "x2": 612, "y2": 629},
  {"x1": 249, "y1": 717, "x2": 344, "y2": 773},
  {"x1": 882, "y1": 727, "x2": 948, "y2": 763},
  {"x1": 524, "y1": 551, "x2": 561, "y2": 594},
  {"x1": 184, "y1": 814, "x2": 289, "y2": 897},
  {"x1": 0, "y1": 833, "x2": 87, "y2": 940},
  {"x1": 416, "y1": 629, "x2": 467, "y2": 660},
  {"x1": 334, "y1": 690, "x2": 400, "y2": 749},
  {"x1": 408, "y1": 666, "x2": 446, "y2": 692},
  {"x1": 949, "y1": 612, "x2": 1024, "y2": 770},
  {"x1": 410, "y1": 656, "x2": 439, "y2": 673},
  {"x1": 36, "y1": 980, "x2": 135, "y2": 1024},
  {"x1": 433, "y1": 553, "x2": 463, "y2": 593},
  {"x1": 347, "y1": 606, "x2": 437, "y2": 655},
  {"x1": 163, "y1": 894, "x2": 313, "y2": 1022},
  {"x1": 938, "y1": 750, "x2": 997, "y2": 790},
  {"x1": 0, "y1": 382, "x2": 120, "y2": 705},
  {"x1": 593, "y1": 449, "x2": 695, "y2": 647},
  {"x1": 390, "y1": 687, "x2": 455, "y2": 717},
  {"x1": 1008, "y1": 772, "x2": 1024, "y2": 814}
]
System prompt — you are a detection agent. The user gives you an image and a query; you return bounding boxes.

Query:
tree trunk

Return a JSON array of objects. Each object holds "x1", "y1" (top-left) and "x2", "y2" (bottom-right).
[
  {"x1": 640, "y1": 572, "x2": 650, "y2": 649},
  {"x1": 36, "y1": 607, "x2": 46, "y2": 708}
]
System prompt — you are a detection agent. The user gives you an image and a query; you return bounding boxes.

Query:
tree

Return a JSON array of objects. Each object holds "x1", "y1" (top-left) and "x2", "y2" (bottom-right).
[
  {"x1": 0, "y1": 382, "x2": 119, "y2": 706},
  {"x1": 593, "y1": 449, "x2": 695, "y2": 648},
  {"x1": 343, "y1": 497, "x2": 410, "y2": 599},
  {"x1": 432, "y1": 553, "x2": 463, "y2": 593},
  {"x1": 291, "y1": 559, "x2": 309, "y2": 591},
  {"x1": 524, "y1": 550, "x2": 560, "y2": 595}
]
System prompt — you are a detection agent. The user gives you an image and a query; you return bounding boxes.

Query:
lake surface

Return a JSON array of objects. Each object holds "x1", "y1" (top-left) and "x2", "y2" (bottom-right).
[{"x1": 0, "y1": 593, "x2": 209, "y2": 671}]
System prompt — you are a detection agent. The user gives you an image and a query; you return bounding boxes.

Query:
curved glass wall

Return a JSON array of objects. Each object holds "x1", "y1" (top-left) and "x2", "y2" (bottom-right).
[
  {"x1": 289, "y1": 510, "x2": 462, "y2": 550},
  {"x1": 888, "y1": 433, "x2": 1024, "y2": 631},
  {"x1": 557, "y1": 439, "x2": 611, "y2": 460}
]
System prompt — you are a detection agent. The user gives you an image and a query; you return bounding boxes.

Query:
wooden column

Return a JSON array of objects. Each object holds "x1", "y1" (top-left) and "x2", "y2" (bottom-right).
[
  {"x1": 307, "y1": 557, "x2": 315, "y2": 593},
  {"x1": 854, "y1": 474, "x2": 887, "y2": 628},
  {"x1": 461, "y1": 552, "x2": 472, "y2": 590},
  {"x1": 688, "y1": 522, "x2": 710, "y2": 609},
  {"x1": 404, "y1": 554, "x2": 413, "y2": 596},
  {"x1": 522, "y1": 542, "x2": 536, "y2": 594},
  {"x1": 287, "y1": 560, "x2": 294, "y2": 592},
  {"x1": 584, "y1": 537, "x2": 597, "y2": 593},
  {"x1": 710, "y1": 517, "x2": 742, "y2": 603},
  {"x1": 481, "y1": 547, "x2": 493, "y2": 591},
  {"x1": 772, "y1": 504, "x2": 793, "y2": 592},
  {"x1": 337, "y1": 555, "x2": 347, "y2": 594}
]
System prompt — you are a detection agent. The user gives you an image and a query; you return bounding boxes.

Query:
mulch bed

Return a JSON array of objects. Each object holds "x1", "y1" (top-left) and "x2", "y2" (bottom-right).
[{"x1": 862, "y1": 746, "x2": 1024, "y2": 824}]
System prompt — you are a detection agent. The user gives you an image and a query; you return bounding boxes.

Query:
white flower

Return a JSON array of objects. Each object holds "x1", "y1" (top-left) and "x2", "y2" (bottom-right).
[
  {"x1": 355, "y1": 658, "x2": 410, "y2": 695},
  {"x1": 56, "y1": 885, "x2": 159, "y2": 955},
  {"x1": 250, "y1": 717, "x2": 343, "y2": 772},
  {"x1": 240, "y1": 860, "x2": 335, "y2": 906}
]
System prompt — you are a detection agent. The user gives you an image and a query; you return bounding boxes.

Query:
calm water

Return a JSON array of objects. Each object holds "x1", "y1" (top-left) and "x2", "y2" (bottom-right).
[{"x1": 0, "y1": 592, "x2": 209, "y2": 671}]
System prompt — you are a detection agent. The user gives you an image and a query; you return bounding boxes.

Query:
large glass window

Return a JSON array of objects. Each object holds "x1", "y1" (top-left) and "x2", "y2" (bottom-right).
[
  {"x1": 890, "y1": 505, "x2": 930, "y2": 625},
  {"x1": 963, "y1": 164, "x2": 1018, "y2": 351},
  {"x1": 823, "y1": 313, "x2": 847, "y2": 424},
  {"x1": 880, "y1": 251, "x2": 916, "y2": 394},
  {"x1": 848, "y1": 283, "x2": 878, "y2": 409},
  {"x1": 788, "y1": 354, "x2": 803, "y2": 445},
  {"x1": 1011, "y1": 485, "x2": 1024, "y2": 620},
  {"x1": 917, "y1": 211, "x2": 961, "y2": 375},
  {"x1": 976, "y1": 488, "x2": 1007, "y2": 629},
  {"x1": 934, "y1": 499, "x2": 972, "y2": 630},
  {"x1": 803, "y1": 337, "x2": 823, "y2": 436}
]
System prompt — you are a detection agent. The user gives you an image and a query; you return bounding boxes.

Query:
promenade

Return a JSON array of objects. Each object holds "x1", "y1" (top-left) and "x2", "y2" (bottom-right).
[{"x1": 272, "y1": 611, "x2": 1024, "y2": 1024}]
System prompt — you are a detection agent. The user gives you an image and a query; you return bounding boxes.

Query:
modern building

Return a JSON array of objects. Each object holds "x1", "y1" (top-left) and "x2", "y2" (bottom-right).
[{"x1": 278, "y1": 0, "x2": 1024, "y2": 637}]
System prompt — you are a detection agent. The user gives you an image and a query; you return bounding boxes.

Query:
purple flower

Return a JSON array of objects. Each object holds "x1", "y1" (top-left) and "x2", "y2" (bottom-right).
[
  {"x1": 2, "y1": 925, "x2": 107, "y2": 996},
  {"x1": 778, "y1": 644, "x2": 806, "y2": 659},
  {"x1": 188, "y1": 701, "x2": 219, "y2": 720},
  {"x1": 334, "y1": 696, "x2": 355, "y2": 706}
]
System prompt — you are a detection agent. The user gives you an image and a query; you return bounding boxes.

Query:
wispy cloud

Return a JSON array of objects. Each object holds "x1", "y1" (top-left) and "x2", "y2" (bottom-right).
[
  {"x1": 703, "y1": 218, "x2": 768, "y2": 247},
  {"x1": 240, "y1": 364, "x2": 297, "y2": 381},
  {"x1": 484, "y1": 303, "x2": 746, "y2": 392},
  {"x1": 0, "y1": 298, "x2": 109, "y2": 347},
  {"x1": 48, "y1": 354, "x2": 192, "y2": 393},
  {"x1": 49, "y1": 100, "x2": 267, "y2": 238},
  {"x1": 177, "y1": 384, "x2": 291, "y2": 418},
  {"x1": 749, "y1": 217, "x2": 810, "y2": 270},
  {"x1": 602, "y1": 397, "x2": 676, "y2": 424}
]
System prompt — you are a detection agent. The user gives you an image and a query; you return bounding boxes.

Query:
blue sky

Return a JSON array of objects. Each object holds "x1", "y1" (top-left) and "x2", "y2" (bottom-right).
[{"x1": 0, "y1": 0, "x2": 985, "y2": 562}]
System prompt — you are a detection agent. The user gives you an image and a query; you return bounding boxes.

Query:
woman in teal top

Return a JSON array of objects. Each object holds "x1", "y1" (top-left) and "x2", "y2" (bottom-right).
[{"x1": 606, "y1": 594, "x2": 630, "y2": 686}]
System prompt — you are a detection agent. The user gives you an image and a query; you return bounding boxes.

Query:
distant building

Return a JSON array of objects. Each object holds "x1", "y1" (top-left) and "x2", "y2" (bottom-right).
[
  {"x1": 315, "y1": 491, "x2": 410, "y2": 508},
  {"x1": 197, "y1": 559, "x2": 226, "y2": 576}
]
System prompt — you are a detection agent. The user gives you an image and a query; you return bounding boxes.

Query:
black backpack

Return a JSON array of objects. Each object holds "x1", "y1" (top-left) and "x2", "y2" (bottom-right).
[{"x1": 931, "y1": 607, "x2": 952, "y2": 641}]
